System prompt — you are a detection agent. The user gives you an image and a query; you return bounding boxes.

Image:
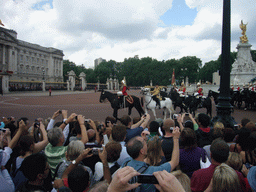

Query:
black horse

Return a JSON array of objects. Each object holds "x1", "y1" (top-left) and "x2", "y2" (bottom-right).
[
  {"x1": 188, "y1": 95, "x2": 212, "y2": 117},
  {"x1": 99, "y1": 90, "x2": 145, "y2": 120},
  {"x1": 169, "y1": 89, "x2": 188, "y2": 113},
  {"x1": 208, "y1": 90, "x2": 219, "y2": 105},
  {"x1": 208, "y1": 89, "x2": 235, "y2": 112}
]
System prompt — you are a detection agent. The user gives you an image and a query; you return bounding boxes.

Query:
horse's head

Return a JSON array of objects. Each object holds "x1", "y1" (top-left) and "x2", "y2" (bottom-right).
[
  {"x1": 208, "y1": 90, "x2": 212, "y2": 97},
  {"x1": 99, "y1": 89, "x2": 107, "y2": 103},
  {"x1": 141, "y1": 88, "x2": 151, "y2": 95}
]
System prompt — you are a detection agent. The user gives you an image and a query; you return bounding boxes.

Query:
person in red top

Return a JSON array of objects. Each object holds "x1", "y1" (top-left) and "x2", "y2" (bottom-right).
[
  {"x1": 231, "y1": 84, "x2": 234, "y2": 91},
  {"x1": 236, "y1": 84, "x2": 240, "y2": 92},
  {"x1": 118, "y1": 78, "x2": 128, "y2": 108},
  {"x1": 191, "y1": 139, "x2": 247, "y2": 192},
  {"x1": 179, "y1": 83, "x2": 186, "y2": 95},
  {"x1": 49, "y1": 86, "x2": 52, "y2": 96},
  {"x1": 196, "y1": 83, "x2": 203, "y2": 96},
  {"x1": 121, "y1": 79, "x2": 128, "y2": 96}
]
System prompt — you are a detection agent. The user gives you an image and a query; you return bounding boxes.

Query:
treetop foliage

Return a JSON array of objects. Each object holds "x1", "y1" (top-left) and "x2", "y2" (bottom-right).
[{"x1": 63, "y1": 50, "x2": 256, "y2": 86}]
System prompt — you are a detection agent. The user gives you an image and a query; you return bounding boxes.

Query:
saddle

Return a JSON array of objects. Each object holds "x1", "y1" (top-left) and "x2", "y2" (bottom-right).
[{"x1": 125, "y1": 95, "x2": 134, "y2": 104}]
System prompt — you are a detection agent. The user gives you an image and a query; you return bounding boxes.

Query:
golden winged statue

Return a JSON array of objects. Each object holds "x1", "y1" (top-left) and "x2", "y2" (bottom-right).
[{"x1": 239, "y1": 20, "x2": 248, "y2": 43}]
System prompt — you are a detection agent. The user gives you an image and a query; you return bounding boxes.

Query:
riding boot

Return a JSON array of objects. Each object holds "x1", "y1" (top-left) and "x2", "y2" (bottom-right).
[{"x1": 158, "y1": 99, "x2": 161, "y2": 109}]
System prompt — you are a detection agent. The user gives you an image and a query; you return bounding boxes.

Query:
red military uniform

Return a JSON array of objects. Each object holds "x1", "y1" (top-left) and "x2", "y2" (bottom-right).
[
  {"x1": 179, "y1": 87, "x2": 186, "y2": 94},
  {"x1": 197, "y1": 87, "x2": 203, "y2": 96},
  {"x1": 122, "y1": 85, "x2": 128, "y2": 96}
]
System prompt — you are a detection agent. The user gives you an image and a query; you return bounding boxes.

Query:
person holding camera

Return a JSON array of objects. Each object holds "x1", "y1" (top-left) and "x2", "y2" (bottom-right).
[
  {"x1": 107, "y1": 167, "x2": 186, "y2": 192},
  {"x1": 121, "y1": 126, "x2": 180, "y2": 192},
  {"x1": 45, "y1": 114, "x2": 88, "y2": 177},
  {"x1": 161, "y1": 118, "x2": 181, "y2": 162},
  {"x1": 120, "y1": 114, "x2": 150, "y2": 144},
  {"x1": 92, "y1": 141, "x2": 121, "y2": 185}
]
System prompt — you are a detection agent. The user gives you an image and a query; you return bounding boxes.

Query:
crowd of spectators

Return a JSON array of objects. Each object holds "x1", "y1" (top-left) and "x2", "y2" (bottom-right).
[{"x1": 0, "y1": 110, "x2": 256, "y2": 192}]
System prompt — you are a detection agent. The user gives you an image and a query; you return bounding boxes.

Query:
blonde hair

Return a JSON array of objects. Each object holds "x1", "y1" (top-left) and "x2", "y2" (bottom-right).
[
  {"x1": 67, "y1": 140, "x2": 85, "y2": 161},
  {"x1": 146, "y1": 136, "x2": 163, "y2": 166},
  {"x1": 211, "y1": 163, "x2": 242, "y2": 192},
  {"x1": 226, "y1": 152, "x2": 243, "y2": 171},
  {"x1": 213, "y1": 122, "x2": 225, "y2": 136},
  {"x1": 172, "y1": 170, "x2": 191, "y2": 192}
]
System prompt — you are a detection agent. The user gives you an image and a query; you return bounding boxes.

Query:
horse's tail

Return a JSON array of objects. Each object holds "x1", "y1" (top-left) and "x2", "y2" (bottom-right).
[{"x1": 141, "y1": 97, "x2": 144, "y2": 107}]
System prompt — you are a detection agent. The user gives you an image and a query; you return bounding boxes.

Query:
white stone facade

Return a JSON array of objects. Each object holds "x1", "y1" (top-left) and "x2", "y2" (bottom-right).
[
  {"x1": 0, "y1": 27, "x2": 64, "y2": 83},
  {"x1": 230, "y1": 42, "x2": 256, "y2": 85}
]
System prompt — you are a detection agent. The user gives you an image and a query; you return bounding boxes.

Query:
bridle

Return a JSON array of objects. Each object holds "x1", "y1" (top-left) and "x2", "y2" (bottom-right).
[{"x1": 141, "y1": 89, "x2": 154, "y2": 108}]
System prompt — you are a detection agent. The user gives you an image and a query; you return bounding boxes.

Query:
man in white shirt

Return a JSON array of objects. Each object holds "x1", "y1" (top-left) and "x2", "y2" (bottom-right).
[{"x1": 112, "y1": 125, "x2": 130, "y2": 166}]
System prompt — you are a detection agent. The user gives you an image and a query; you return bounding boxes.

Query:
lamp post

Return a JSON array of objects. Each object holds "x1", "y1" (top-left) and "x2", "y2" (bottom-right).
[
  {"x1": 211, "y1": 0, "x2": 235, "y2": 128},
  {"x1": 181, "y1": 68, "x2": 187, "y2": 84},
  {"x1": 42, "y1": 70, "x2": 45, "y2": 80}
]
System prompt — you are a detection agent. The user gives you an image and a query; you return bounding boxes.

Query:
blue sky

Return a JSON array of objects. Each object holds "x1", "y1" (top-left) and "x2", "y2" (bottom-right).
[
  {"x1": 1, "y1": 0, "x2": 255, "y2": 68},
  {"x1": 160, "y1": 0, "x2": 197, "y2": 26},
  {"x1": 32, "y1": 0, "x2": 53, "y2": 10}
]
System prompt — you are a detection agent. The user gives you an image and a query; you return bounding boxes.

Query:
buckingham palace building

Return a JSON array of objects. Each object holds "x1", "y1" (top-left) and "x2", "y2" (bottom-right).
[{"x1": 0, "y1": 26, "x2": 64, "y2": 93}]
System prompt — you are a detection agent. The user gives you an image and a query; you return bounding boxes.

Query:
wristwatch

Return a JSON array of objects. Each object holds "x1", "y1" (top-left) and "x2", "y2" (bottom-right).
[{"x1": 72, "y1": 160, "x2": 76, "y2": 165}]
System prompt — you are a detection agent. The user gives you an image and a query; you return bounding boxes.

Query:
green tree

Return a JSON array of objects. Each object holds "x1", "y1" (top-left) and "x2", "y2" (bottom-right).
[{"x1": 178, "y1": 56, "x2": 201, "y2": 84}]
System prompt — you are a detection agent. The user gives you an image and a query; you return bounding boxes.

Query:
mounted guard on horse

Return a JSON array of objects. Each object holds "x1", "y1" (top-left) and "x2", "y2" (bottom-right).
[
  {"x1": 117, "y1": 78, "x2": 134, "y2": 108},
  {"x1": 194, "y1": 82, "x2": 205, "y2": 108},
  {"x1": 150, "y1": 83, "x2": 162, "y2": 109}
]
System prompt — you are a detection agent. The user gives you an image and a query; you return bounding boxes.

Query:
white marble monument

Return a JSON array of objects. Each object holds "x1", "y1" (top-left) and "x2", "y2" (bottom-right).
[{"x1": 230, "y1": 21, "x2": 256, "y2": 85}]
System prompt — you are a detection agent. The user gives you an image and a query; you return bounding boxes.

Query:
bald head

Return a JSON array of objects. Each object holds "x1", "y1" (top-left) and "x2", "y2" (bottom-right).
[
  {"x1": 163, "y1": 118, "x2": 175, "y2": 132},
  {"x1": 87, "y1": 129, "x2": 96, "y2": 142}
]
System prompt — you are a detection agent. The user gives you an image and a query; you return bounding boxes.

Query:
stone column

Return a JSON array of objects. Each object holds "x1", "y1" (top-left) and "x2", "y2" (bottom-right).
[
  {"x1": 110, "y1": 78, "x2": 113, "y2": 90},
  {"x1": 185, "y1": 77, "x2": 189, "y2": 87},
  {"x1": 42, "y1": 81, "x2": 46, "y2": 92},
  {"x1": 113, "y1": 78, "x2": 117, "y2": 91},
  {"x1": 1, "y1": 75, "x2": 10, "y2": 93},
  {"x1": 106, "y1": 78, "x2": 110, "y2": 90},
  {"x1": 98, "y1": 79, "x2": 100, "y2": 90},
  {"x1": 67, "y1": 80, "x2": 70, "y2": 91},
  {"x1": 68, "y1": 70, "x2": 76, "y2": 91},
  {"x1": 116, "y1": 80, "x2": 119, "y2": 91},
  {"x1": 150, "y1": 80, "x2": 153, "y2": 86},
  {"x1": 79, "y1": 72, "x2": 86, "y2": 91}
]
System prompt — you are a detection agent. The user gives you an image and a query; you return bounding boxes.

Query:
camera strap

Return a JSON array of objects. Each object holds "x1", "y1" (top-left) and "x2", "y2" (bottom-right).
[{"x1": 123, "y1": 160, "x2": 150, "y2": 192}]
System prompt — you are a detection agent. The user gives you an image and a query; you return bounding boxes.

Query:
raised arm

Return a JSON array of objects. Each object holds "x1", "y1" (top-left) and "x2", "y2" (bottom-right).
[
  {"x1": 47, "y1": 110, "x2": 62, "y2": 131},
  {"x1": 62, "y1": 148, "x2": 92, "y2": 179},
  {"x1": 188, "y1": 113, "x2": 198, "y2": 131},
  {"x1": 77, "y1": 115, "x2": 88, "y2": 144},
  {"x1": 8, "y1": 120, "x2": 27, "y2": 149},
  {"x1": 169, "y1": 127, "x2": 180, "y2": 171},
  {"x1": 60, "y1": 113, "x2": 77, "y2": 131},
  {"x1": 177, "y1": 114, "x2": 184, "y2": 132},
  {"x1": 131, "y1": 114, "x2": 150, "y2": 129},
  {"x1": 89, "y1": 120, "x2": 101, "y2": 144},
  {"x1": 98, "y1": 147, "x2": 112, "y2": 184},
  {"x1": 33, "y1": 121, "x2": 49, "y2": 153}
]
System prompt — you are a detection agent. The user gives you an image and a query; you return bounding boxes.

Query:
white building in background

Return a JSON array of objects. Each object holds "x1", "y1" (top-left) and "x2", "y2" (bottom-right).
[
  {"x1": 0, "y1": 26, "x2": 64, "y2": 83},
  {"x1": 212, "y1": 71, "x2": 220, "y2": 85},
  {"x1": 94, "y1": 57, "x2": 106, "y2": 68}
]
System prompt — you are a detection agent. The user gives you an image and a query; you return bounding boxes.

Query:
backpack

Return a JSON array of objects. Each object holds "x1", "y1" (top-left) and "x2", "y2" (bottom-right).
[
  {"x1": 100, "y1": 162, "x2": 120, "y2": 181},
  {"x1": 196, "y1": 129, "x2": 214, "y2": 148},
  {"x1": 10, "y1": 157, "x2": 28, "y2": 191},
  {"x1": 122, "y1": 160, "x2": 149, "y2": 192}
]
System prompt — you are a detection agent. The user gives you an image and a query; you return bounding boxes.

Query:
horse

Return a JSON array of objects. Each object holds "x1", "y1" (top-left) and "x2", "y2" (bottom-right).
[
  {"x1": 141, "y1": 87, "x2": 175, "y2": 119},
  {"x1": 208, "y1": 90, "x2": 219, "y2": 105},
  {"x1": 169, "y1": 88, "x2": 189, "y2": 113},
  {"x1": 99, "y1": 89, "x2": 145, "y2": 120},
  {"x1": 188, "y1": 94, "x2": 212, "y2": 117}
]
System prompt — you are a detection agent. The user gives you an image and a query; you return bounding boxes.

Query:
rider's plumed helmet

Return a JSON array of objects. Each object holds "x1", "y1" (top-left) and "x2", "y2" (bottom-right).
[{"x1": 121, "y1": 79, "x2": 126, "y2": 86}]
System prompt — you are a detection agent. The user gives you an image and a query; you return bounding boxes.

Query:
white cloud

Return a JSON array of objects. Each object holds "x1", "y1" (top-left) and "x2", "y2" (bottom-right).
[{"x1": 0, "y1": 0, "x2": 255, "y2": 69}]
